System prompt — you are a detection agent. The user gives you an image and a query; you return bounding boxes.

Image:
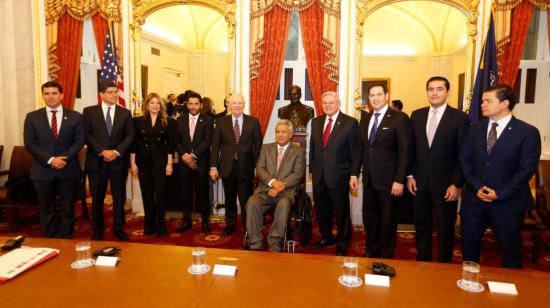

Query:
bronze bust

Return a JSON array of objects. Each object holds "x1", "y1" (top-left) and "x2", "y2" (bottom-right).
[{"x1": 278, "y1": 85, "x2": 314, "y2": 133}]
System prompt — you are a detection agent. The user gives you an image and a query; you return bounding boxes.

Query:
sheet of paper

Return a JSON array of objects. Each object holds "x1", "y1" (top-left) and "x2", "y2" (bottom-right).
[
  {"x1": 0, "y1": 247, "x2": 59, "y2": 281},
  {"x1": 364, "y1": 274, "x2": 390, "y2": 287},
  {"x1": 213, "y1": 264, "x2": 237, "y2": 276},
  {"x1": 488, "y1": 281, "x2": 518, "y2": 295},
  {"x1": 95, "y1": 256, "x2": 118, "y2": 267}
]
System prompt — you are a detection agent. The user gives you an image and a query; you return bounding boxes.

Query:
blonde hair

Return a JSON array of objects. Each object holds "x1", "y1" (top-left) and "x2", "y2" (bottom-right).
[{"x1": 143, "y1": 93, "x2": 168, "y2": 127}]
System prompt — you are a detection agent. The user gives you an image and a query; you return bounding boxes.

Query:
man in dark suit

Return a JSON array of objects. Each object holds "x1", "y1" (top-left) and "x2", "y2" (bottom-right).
[
  {"x1": 351, "y1": 83, "x2": 413, "y2": 259},
  {"x1": 210, "y1": 93, "x2": 262, "y2": 236},
  {"x1": 310, "y1": 91, "x2": 359, "y2": 256},
  {"x1": 23, "y1": 81, "x2": 85, "y2": 238},
  {"x1": 83, "y1": 80, "x2": 135, "y2": 240},
  {"x1": 176, "y1": 91, "x2": 213, "y2": 234},
  {"x1": 460, "y1": 84, "x2": 540, "y2": 268},
  {"x1": 407, "y1": 76, "x2": 469, "y2": 262},
  {"x1": 246, "y1": 119, "x2": 306, "y2": 251}
]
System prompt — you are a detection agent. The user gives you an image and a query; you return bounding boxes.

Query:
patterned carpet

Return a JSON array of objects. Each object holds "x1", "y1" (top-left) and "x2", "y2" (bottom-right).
[{"x1": 1, "y1": 196, "x2": 549, "y2": 272}]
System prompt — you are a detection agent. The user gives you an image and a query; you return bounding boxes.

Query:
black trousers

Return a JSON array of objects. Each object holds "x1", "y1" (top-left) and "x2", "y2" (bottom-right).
[
  {"x1": 179, "y1": 162, "x2": 210, "y2": 223},
  {"x1": 222, "y1": 163, "x2": 253, "y2": 229},
  {"x1": 88, "y1": 165, "x2": 127, "y2": 233},
  {"x1": 414, "y1": 187, "x2": 457, "y2": 262},
  {"x1": 137, "y1": 161, "x2": 168, "y2": 234},
  {"x1": 363, "y1": 184, "x2": 399, "y2": 258},
  {"x1": 313, "y1": 177, "x2": 351, "y2": 247},
  {"x1": 33, "y1": 178, "x2": 77, "y2": 238}
]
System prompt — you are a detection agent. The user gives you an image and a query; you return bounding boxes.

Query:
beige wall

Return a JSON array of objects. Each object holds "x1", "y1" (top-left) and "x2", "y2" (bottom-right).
[
  {"x1": 140, "y1": 40, "x2": 228, "y2": 113},
  {"x1": 361, "y1": 53, "x2": 468, "y2": 115},
  {"x1": 140, "y1": 40, "x2": 187, "y2": 98},
  {"x1": 362, "y1": 56, "x2": 430, "y2": 115}
]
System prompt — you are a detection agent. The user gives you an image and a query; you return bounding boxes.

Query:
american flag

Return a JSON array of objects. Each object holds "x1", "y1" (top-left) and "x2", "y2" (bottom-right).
[{"x1": 100, "y1": 22, "x2": 125, "y2": 106}]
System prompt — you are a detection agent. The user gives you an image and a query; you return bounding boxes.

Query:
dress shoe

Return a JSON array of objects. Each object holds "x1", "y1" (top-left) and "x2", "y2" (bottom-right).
[
  {"x1": 313, "y1": 238, "x2": 335, "y2": 248},
  {"x1": 91, "y1": 231, "x2": 103, "y2": 241},
  {"x1": 176, "y1": 222, "x2": 193, "y2": 233},
  {"x1": 202, "y1": 223, "x2": 211, "y2": 235},
  {"x1": 221, "y1": 226, "x2": 235, "y2": 236},
  {"x1": 114, "y1": 230, "x2": 129, "y2": 241}
]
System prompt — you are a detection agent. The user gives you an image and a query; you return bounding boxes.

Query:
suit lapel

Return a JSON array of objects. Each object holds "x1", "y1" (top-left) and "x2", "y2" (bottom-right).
[
  {"x1": 488, "y1": 117, "x2": 515, "y2": 157},
  {"x1": 182, "y1": 113, "x2": 191, "y2": 143},
  {"x1": 418, "y1": 108, "x2": 430, "y2": 149},
  {"x1": 430, "y1": 107, "x2": 451, "y2": 148},
  {"x1": 111, "y1": 105, "x2": 122, "y2": 135},
  {"x1": 96, "y1": 105, "x2": 110, "y2": 136},
  {"x1": 276, "y1": 144, "x2": 292, "y2": 177},
  {"x1": 373, "y1": 108, "x2": 393, "y2": 144},
  {"x1": 481, "y1": 119, "x2": 489, "y2": 157},
  {"x1": 194, "y1": 114, "x2": 204, "y2": 141},
  {"x1": 40, "y1": 108, "x2": 56, "y2": 141},
  {"x1": 326, "y1": 113, "x2": 343, "y2": 147},
  {"x1": 57, "y1": 109, "x2": 69, "y2": 139}
]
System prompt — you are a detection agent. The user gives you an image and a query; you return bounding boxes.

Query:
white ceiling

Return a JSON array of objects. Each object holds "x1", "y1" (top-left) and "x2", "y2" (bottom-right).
[
  {"x1": 363, "y1": 1, "x2": 468, "y2": 56},
  {"x1": 143, "y1": 5, "x2": 228, "y2": 52}
]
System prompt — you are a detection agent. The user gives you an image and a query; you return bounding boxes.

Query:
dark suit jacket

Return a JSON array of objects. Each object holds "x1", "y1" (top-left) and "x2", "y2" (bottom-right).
[
  {"x1": 309, "y1": 112, "x2": 360, "y2": 188},
  {"x1": 409, "y1": 105, "x2": 469, "y2": 192},
  {"x1": 351, "y1": 108, "x2": 413, "y2": 190},
  {"x1": 460, "y1": 116, "x2": 541, "y2": 210},
  {"x1": 82, "y1": 104, "x2": 135, "y2": 172},
  {"x1": 255, "y1": 143, "x2": 306, "y2": 203},
  {"x1": 210, "y1": 114, "x2": 262, "y2": 179},
  {"x1": 176, "y1": 113, "x2": 213, "y2": 165},
  {"x1": 131, "y1": 116, "x2": 176, "y2": 167},
  {"x1": 23, "y1": 108, "x2": 85, "y2": 181}
]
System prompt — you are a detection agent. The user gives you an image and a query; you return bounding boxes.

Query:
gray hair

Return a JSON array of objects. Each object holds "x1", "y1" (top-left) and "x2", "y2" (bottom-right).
[
  {"x1": 276, "y1": 119, "x2": 294, "y2": 132},
  {"x1": 321, "y1": 91, "x2": 340, "y2": 103}
]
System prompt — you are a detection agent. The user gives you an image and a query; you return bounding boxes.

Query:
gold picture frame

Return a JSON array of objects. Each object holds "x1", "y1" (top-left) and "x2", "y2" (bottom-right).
[{"x1": 361, "y1": 78, "x2": 391, "y2": 105}]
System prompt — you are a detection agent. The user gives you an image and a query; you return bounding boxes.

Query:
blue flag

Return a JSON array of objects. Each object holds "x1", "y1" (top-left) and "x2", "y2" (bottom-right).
[{"x1": 469, "y1": 13, "x2": 499, "y2": 123}]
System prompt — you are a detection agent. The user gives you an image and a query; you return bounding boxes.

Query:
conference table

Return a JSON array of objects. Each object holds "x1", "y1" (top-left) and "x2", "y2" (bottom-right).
[{"x1": 1, "y1": 237, "x2": 549, "y2": 307}]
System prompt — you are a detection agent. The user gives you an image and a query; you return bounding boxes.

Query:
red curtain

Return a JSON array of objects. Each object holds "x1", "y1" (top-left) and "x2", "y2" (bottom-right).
[
  {"x1": 92, "y1": 13, "x2": 109, "y2": 66},
  {"x1": 300, "y1": 4, "x2": 338, "y2": 116},
  {"x1": 498, "y1": 1, "x2": 533, "y2": 86},
  {"x1": 250, "y1": 6, "x2": 291, "y2": 135},
  {"x1": 55, "y1": 13, "x2": 83, "y2": 109}
]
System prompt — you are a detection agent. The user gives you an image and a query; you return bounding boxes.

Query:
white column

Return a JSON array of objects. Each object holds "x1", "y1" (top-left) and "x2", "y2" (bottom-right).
[{"x1": 236, "y1": 0, "x2": 250, "y2": 112}]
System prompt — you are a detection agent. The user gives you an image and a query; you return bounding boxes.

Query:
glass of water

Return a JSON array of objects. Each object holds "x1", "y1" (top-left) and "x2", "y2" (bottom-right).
[
  {"x1": 458, "y1": 261, "x2": 484, "y2": 292},
  {"x1": 71, "y1": 241, "x2": 95, "y2": 269},
  {"x1": 342, "y1": 257, "x2": 360, "y2": 285},
  {"x1": 189, "y1": 247, "x2": 209, "y2": 274}
]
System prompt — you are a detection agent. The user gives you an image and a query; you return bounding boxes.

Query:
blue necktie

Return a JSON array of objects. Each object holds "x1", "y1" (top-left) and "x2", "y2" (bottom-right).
[
  {"x1": 369, "y1": 113, "x2": 380, "y2": 145},
  {"x1": 106, "y1": 107, "x2": 113, "y2": 136}
]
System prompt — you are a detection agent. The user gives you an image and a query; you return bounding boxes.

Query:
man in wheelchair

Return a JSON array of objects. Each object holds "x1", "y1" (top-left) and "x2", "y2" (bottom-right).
[{"x1": 246, "y1": 120, "x2": 306, "y2": 252}]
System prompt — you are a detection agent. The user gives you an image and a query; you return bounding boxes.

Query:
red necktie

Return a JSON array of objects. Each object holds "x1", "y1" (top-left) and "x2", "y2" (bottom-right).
[
  {"x1": 51, "y1": 110, "x2": 58, "y2": 139},
  {"x1": 323, "y1": 117, "x2": 332, "y2": 148}
]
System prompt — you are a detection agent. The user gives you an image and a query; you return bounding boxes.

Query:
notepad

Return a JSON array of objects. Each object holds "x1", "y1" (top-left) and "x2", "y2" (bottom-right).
[
  {"x1": 0, "y1": 247, "x2": 59, "y2": 283},
  {"x1": 213, "y1": 264, "x2": 237, "y2": 276},
  {"x1": 488, "y1": 281, "x2": 518, "y2": 295},
  {"x1": 364, "y1": 274, "x2": 390, "y2": 287}
]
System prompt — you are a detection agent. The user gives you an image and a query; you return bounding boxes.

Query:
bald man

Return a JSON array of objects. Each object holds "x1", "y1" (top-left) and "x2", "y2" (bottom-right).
[{"x1": 210, "y1": 94, "x2": 263, "y2": 236}]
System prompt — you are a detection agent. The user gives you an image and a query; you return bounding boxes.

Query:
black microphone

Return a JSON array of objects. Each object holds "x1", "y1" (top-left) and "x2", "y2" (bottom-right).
[{"x1": 1, "y1": 235, "x2": 26, "y2": 250}]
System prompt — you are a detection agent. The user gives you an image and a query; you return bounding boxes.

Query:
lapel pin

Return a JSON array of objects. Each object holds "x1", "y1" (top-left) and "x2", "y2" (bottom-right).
[
  {"x1": 64, "y1": 116, "x2": 68, "y2": 120},
  {"x1": 337, "y1": 122, "x2": 341, "y2": 125},
  {"x1": 200, "y1": 119, "x2": 203, "y2": 122}
]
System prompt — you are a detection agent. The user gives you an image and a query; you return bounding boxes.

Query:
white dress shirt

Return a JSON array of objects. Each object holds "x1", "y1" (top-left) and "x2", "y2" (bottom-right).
[
  {"x1": 232, "y1": 114, "x2": 243, "y2": 135},
  {"x1": 425, "y1": 103, "x2": 447, "y2": 136},
  {"x1": 368, "y1": 104, "x2": 389, "y2": 140},
  {"x1": 323, "y1": 111, "x2": 340, "y2": 133},
  {"x1": 101, "y1": 102, "x2": 116, "y2": 123},
  {"x1": 487, "y1": 113, "x2": 512, "y2": 140},
  {"x1": 269, "y1": 143, "x2": 290, "y2": 187},
  {"x1": 45, "y1": 105, "x2": 63, "y2": 135}
]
